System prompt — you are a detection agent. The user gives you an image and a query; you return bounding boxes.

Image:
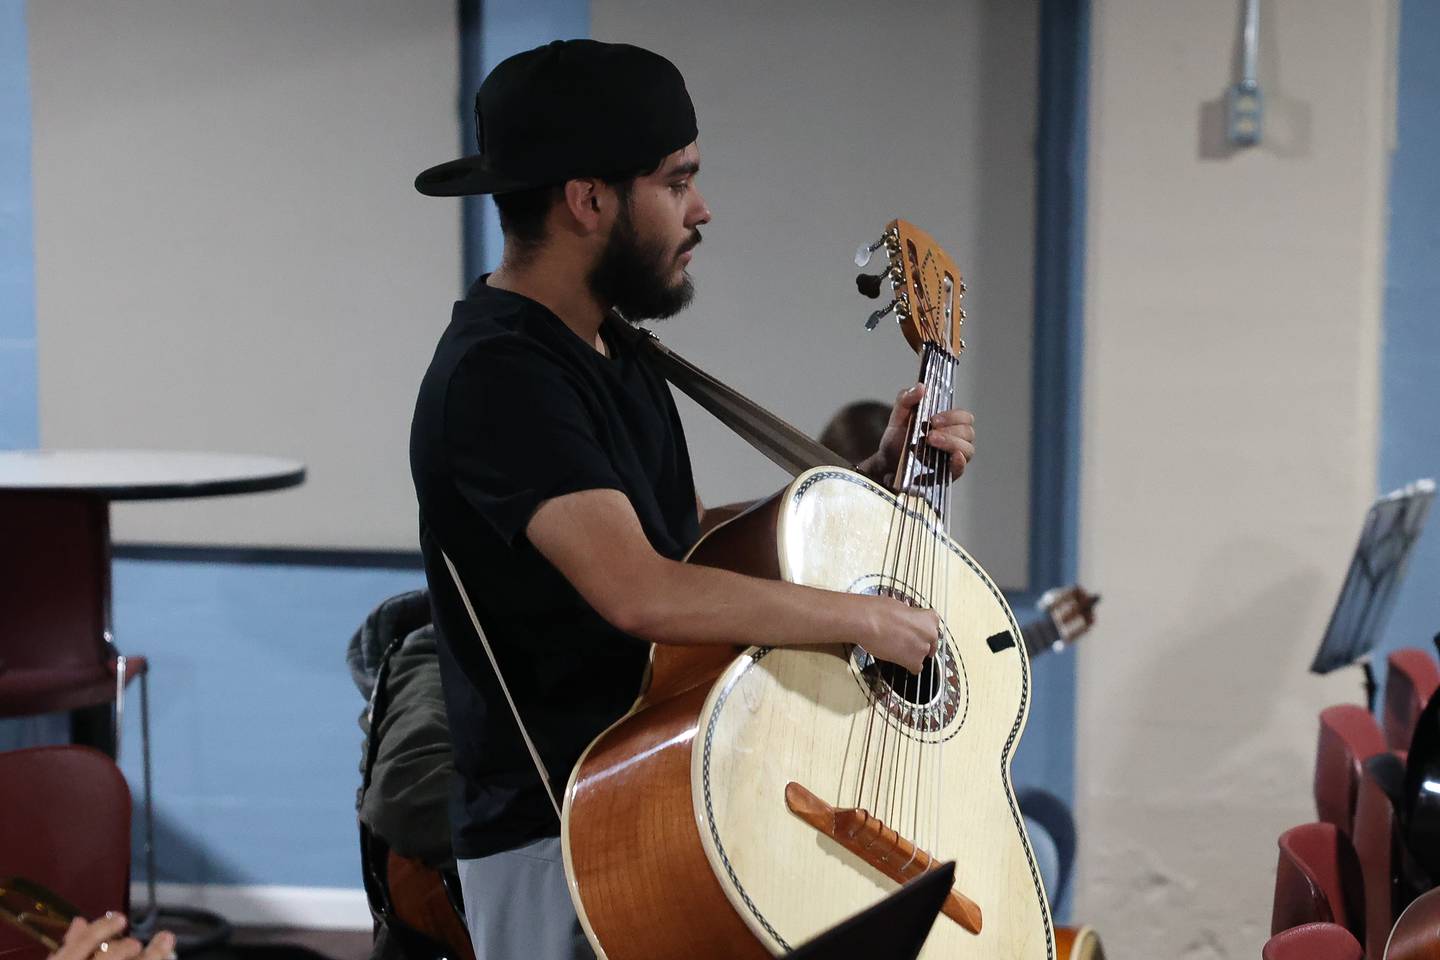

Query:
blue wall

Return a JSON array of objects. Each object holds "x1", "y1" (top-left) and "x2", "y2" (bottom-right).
[
  {"x1": 0, "y1": 0, "x2": 36, "y2": 451},
  {"x1": 113, "y1": 558, "x2": 423, "y2": 886},
  {"x1": 469, "y1": 0, "x2": 589, "y2": 275},
  {"x1": 1378, "y1": 0, "x2": 1440, "y2": 667},
  {"x1": 0, "y1": 0, "x2": 54, "y2": 750}
]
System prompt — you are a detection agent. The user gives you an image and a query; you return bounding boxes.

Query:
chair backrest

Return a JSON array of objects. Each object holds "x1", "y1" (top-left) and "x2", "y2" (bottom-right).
[
  {"x1": 1385, "y1": 649, "x2": 1440, "y2": 752},
  {"x1": 1315, "y1": 704, "x2": 1386, "y2": 835},
  {"x1": 1271, "y1": 822, "x2": 1364, "y2": 939},
  {"x1": 1015, "y1": 787, "x2": 1076, "y2": 908},
  {"x1": 0, "y1": 746, "x2": 131, "y2": 959},
  {"x1": 1261, "y1": 922, "x2": 1363, "y2": 960},
  {"x1": 1353, "y1": 756, "x2": 1405, "y2": 960},
  {"x1": 0, "y1": 493, "x2": 109, "y2": 669}
]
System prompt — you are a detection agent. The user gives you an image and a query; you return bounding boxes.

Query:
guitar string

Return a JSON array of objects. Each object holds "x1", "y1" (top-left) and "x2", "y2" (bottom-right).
[
  {"x1": 899, "y1": 337, "x2": 945, "y2": 848},
  {"x1": 912, "y1": 344, "x2": 943, "y2": 861},
  {"x1": 912, "y1": 300, "x2": 953, "y2": 867},
  {"x1": 917, "y1": 344, "x2": 950, "y2": 867},
  {"x1": 932, "y1": 347, "x2": 955, "y2": 868},
  {"x1": 889, "y1": 352, "x2": 924, "y2": 830},
  {"x1": 854, "y1": 450, "x2": 909, "y2": 811},
  {"x1": 902, "y1": 346, "x2": 938, "y2": 867},
  {"x1": 890, "y1": 342, "x2": 937, "y2": 829},
  {"x1": 889, "y1": 354, "x2": 931, "y2": 829},
  {"x1": 895, "y1": 311, "x2": 932, "y2": 857},
  {"x1": 879, "y1": 346, "x2": 931, "y2": 827},
  {"x1": 888, "y1": 349, "x2": 923, "y2": 839},
  {"x1": 875, "y1": 440, "x2": 916, "y2": 822},
  {"x1": 896, "y1": 252, "x2": 942, "y2": 840},
  {"x1": 852, "y1": 377, "x2": 910, "y2": 817}
]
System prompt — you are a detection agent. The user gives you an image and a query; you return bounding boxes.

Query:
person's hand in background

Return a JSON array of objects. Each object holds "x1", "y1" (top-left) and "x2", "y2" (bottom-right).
[{"x1": 47, "y1": 914, "x2": 175, "y2": 960}]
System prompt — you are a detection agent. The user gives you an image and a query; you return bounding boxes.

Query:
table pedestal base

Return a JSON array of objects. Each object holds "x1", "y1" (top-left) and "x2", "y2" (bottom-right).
[{"x1": 135, "y1": 905, "x2": 234, "y2": 956}]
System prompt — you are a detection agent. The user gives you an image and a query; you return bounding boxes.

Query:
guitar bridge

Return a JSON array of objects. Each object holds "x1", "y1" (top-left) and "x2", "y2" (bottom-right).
[{"x1": 783, "y1": 781, "x2": 982, "y2": 935}]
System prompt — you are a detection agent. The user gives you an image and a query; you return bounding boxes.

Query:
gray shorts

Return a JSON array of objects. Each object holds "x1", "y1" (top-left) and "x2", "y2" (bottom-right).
[
  {"x1": 457, "y1": 823, "x2": 1060, "y2": 957},
  {"x1": 457, "y1": 836, "x2": 596, "y2": 960}
]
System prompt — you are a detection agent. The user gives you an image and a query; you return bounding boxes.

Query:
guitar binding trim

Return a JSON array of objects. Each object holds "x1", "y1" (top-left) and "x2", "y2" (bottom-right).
[{"x1": 701, "y1": 647, "x2": 793, "y2": 952}]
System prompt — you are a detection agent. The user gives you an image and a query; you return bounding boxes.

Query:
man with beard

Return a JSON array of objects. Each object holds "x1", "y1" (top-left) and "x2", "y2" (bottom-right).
[{"x1": 409, "y1": 40, "x2": 977, "y2": 960}]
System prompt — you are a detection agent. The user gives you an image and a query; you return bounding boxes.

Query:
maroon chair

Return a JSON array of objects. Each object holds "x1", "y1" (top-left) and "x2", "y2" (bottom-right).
[
  {"x1": 0, "y1": 494, "x2": 155, "y2": 915},
  {"x1": 0, "y1": 494, "x2": 148, "y2": 729},
  {"x1": 1353, "y1": 757, "x2": 1406, "y2": 960},
  {"x1": 1384, "y1": 648, "x2": 1440, "y2": 752},
  {"x1": 1260, "y1": 922, "x2": 1363, "y2": 960},
  {"x1": 0, "y1": 746, "x2": 132, "y2": 960},
  {"x1": 1270, "y1": 822, "x2": 1364, "y2": 939},
  {"x1": 1314, "y1": 704, "x2": 1386, "y2": 835}
]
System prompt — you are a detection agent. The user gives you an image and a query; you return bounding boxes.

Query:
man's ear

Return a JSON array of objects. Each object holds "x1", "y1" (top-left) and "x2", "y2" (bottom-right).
[{"x1": 561, "y1": 178, "x2": 605, "y2": 234}]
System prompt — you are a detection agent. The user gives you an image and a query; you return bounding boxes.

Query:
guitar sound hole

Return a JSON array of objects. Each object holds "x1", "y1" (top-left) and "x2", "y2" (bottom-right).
[
  {"x1": 848, "y1": 578, "x2": 967, "y2": 737},
  {"x1": 863, "y1": 656, "x2": 942, "y2": 707},
  {"x1": 851, "y1": 583, "x2": 943, "y2": 707}
]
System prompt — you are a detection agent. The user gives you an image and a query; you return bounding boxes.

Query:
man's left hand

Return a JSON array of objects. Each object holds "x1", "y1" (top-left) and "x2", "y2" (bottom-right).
[{"x1": 859, "y1": 383, "x2": 976, "y2": 486}]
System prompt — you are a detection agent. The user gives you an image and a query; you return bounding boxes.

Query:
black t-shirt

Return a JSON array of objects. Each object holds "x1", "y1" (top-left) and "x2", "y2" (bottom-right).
[{"x1": 409, "y1": 277, "x2": 699, "y2": 859}]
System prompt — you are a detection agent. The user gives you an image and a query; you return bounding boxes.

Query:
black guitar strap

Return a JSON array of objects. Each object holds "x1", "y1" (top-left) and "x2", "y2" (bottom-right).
[{"x1": 614, "y1": 319, "x2": 849, "y2": 477}]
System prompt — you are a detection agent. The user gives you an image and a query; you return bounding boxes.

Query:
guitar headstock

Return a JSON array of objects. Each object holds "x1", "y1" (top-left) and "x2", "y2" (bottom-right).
[
  {"x1": 856, "y1": 219, "x2": 967, "y2": 357},
  {"x1": 1038, "y1": 584, "x2": 1101, "y2": 649}
]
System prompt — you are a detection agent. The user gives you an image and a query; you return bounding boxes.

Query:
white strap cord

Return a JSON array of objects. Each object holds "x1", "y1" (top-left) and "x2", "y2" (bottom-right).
[{"x1": 441, "y1": 549, "x2": 562, "y2": 820}]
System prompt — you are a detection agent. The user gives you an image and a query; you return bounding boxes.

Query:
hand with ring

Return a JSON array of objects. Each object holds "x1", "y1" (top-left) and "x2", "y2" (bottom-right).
[{"x1": 47, "y1": 914, "x2": 176, "y2": 960}]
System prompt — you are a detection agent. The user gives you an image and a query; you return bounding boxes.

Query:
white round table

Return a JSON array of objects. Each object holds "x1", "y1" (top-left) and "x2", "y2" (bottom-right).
[{"x1": 0, "y1": 449, "x2": 305, "y2": 500}]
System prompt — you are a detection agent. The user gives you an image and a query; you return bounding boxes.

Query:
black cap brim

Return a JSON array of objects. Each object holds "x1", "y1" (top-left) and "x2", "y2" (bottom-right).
[{"x1": 414, "y1": 153, "x2": 535, "y2": 197}]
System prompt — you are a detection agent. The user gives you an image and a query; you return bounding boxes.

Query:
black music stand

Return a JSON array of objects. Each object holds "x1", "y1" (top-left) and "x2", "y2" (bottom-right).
[
  {"x1": 785, "y1": 862, "x2": 955, "y2": 959},
  {"x1": 1310, "y1": 478, "x2": 1435, "y2": 709}
]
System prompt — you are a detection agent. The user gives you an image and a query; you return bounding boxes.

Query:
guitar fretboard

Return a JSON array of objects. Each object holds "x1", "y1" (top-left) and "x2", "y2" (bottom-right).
[{"x1": 1022, "y1": 614, "x2": 1062, "y2": 659}]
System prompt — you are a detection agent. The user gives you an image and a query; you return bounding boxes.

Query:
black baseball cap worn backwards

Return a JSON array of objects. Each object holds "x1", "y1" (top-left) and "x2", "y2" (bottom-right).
[{"x1": 415, "y1": 39, "x2": 698, "y2": 198}]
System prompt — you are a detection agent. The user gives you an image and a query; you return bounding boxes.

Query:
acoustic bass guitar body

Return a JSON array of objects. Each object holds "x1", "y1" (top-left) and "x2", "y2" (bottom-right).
[{"x1": 562, "y1": 466, "x2": 1053, "y2": 959}]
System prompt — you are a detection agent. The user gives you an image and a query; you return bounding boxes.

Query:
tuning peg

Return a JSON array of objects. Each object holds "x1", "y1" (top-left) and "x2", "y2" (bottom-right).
[
  {"x1": 854, "y1": 237, "x2": 888, "y2": 267},
  {"x1": 855, "y1": 271, "x2": 887, "y2": 299},
  {"x1": 864, "y1": 300, "x2": 897, "y2": 331}
]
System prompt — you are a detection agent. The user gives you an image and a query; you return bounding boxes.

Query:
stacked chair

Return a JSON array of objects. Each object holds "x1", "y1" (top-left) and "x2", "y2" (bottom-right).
[
  {"x1": 1382, "y1": 650, "x2": 1440, "y2": 754},
  {"x1": 0, "y1": 746, "x2": 134, "y2": 960},
  {"x1": 1265, "y1": 645, "x2": 1440, "y2": 958}
]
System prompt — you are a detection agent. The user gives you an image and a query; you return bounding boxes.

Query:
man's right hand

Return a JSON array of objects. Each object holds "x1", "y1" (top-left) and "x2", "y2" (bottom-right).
[{"x1": 848, "y1": 595, "x2": 940, "y2": 675}]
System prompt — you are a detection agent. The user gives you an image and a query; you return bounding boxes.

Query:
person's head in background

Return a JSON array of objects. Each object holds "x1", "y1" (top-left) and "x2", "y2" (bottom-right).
[{"x1": 819, "y1": 400, "x2": 892, "y2": 465}]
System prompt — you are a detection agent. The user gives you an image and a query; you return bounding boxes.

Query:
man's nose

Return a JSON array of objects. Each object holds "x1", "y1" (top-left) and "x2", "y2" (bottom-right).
[{"x1": 689, "y1": 190, "x2": 712, "y2": 227}]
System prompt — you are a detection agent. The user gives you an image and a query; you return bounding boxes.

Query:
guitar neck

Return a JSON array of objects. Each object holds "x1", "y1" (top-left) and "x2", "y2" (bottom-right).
[{"x1": 1022, "y1": 614, "x2": 1062, "y2": 660}]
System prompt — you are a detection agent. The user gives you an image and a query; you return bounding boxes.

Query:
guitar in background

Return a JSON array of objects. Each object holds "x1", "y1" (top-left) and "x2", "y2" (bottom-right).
[
  {"x1": 1024, "y1": 584, "x2": 1105, "y2": 960},
  {"x1": 1023, "y1": 585, "x2": 1101, "y2": 661}
]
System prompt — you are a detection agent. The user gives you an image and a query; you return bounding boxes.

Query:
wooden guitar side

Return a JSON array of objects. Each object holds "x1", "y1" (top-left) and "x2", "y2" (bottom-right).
[
  {"x1": 1055, "y1": 925, "x2": 1106, "y2": 960},
  {"x1": 1385, "y1": 887, "x2": 1440, "y2": 960},
  {"x1": 562, "y1": 497, "x2": 782, "y2": 960}
]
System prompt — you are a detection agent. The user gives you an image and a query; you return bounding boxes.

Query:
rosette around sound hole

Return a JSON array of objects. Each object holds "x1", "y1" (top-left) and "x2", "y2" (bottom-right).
[{"x1": 848, "y1": 575, "x2": 968, "y2": 739}]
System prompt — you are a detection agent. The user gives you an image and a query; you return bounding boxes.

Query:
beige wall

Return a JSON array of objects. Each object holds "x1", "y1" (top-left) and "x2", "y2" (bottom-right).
[
  {"x1": 31, "y1": 1, "x2": 459, "y2": 549},
  {"x1": 1077, "y1": 0, "x2": 1395, "y2": 955},
  {"x1": 591, "y1": 0, "x2": 1040, "y2": 588}
]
